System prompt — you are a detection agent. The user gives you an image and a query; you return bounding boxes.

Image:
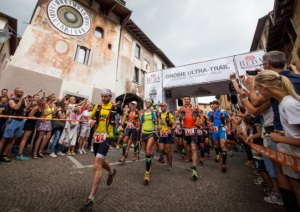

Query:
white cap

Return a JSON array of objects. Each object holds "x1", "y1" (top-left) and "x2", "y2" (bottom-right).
[{"x1": 131, "y1": 101, "x2": 137, "y2": 105}]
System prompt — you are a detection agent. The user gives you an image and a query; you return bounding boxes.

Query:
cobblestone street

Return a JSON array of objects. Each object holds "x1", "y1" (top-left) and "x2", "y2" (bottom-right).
[{"x1": 0, "y1": 147, "x2": 284, "y2": 212}]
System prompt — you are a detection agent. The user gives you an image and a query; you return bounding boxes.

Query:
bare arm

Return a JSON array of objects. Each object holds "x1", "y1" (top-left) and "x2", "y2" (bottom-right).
[
  {"x1": 245, "y1": 125, "x2": 261, "y2": 143},
  {"x1": 9, "y1": 98, "x2": 25, "y2": 110},
  {"x1": 75, "y1": 99, "x2": 87, "y2": 107},
  {"x1": 28, "y1": 106, "x2": 38, "y2": 117}
]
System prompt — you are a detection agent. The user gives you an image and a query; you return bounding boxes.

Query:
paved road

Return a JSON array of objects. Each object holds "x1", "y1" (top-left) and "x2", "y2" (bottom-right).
[{"x1": 0, "y1": 146, "x2": 285, "y2": 212}]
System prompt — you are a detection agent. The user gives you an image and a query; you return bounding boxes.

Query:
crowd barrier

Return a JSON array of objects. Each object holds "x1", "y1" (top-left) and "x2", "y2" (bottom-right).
[
  {"x1": 0, "y1": 115, "x2": 85, "y2": 122},
  {"x1": 249, "y1": 143, "x2": 300, "y2": 173}
]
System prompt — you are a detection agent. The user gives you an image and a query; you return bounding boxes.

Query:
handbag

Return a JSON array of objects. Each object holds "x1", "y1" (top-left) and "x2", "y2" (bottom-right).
[{"x1": 52, "y1": 113, "x2": 65, "y2": 129}]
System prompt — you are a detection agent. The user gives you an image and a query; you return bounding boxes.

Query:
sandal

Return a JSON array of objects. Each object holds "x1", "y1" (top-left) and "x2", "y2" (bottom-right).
[
  {"x1": 32, "y1": 154, "x2": 38, "y2": 159},
  {"x1": 37, "y1": 152, "x2": 45, "y2": 158},
  {"x1": 71, "y1": 151, "x2": 75, "y2": 156},
  {"x1": 67, "y1": 151, "x2": 72, "y2": 156}
]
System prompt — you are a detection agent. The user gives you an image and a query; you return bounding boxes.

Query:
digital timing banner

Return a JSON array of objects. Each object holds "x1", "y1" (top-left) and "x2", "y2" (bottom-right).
[
  {"x1": 144, "y1": 71, "x2": 162, "y2": 106},
  {"x1": 234, "y1": 50, "x2": 265, "y2": 76},
  {"x1": 163, "y1": 57, "x2": 236, "y2": 88}
]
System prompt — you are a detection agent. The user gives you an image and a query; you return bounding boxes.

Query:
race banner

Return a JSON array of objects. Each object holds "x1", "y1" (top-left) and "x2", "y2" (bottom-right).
[
  {"x1": 234, "y1": 50, "x2": 265, "y2": 76},
  {"x1": 144, "y1": 71, "x2": 162, "y2": 106},
  {"x1": 249, "y1": 143, "x2": 300, "y2": 173},
  {"x1": 163, "y1": 57, "x2": 236, "y2": 88}
]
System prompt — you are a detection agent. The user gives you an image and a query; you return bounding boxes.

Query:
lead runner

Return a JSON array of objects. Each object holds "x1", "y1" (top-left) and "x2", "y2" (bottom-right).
[{"x1": 80, "y1": 89, "x2": 124, "y2": 212}]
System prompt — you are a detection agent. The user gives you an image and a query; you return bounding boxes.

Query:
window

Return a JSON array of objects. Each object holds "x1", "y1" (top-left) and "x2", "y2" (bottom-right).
[
  {"x1": 108, "y1": 44, "x2": 112, "y2": 49},
  {"x1": 95, "y1": 27, "x2": 104, "y2": 38},
  {"x1": 162, "y1": 63, "x2": 165, "y2": 69},
  {"x1": 204, "y1": 105, "x2": 206, "y2": 108},
  {"x1": 74, "y1": 45, "x2": 91, "y2": 65},
  {"x1": 135, "y1": 44, "x2": 141, "y2": 59},
  {"x1": 133, "y1": 67, "x2": 139, "y2": 83}
]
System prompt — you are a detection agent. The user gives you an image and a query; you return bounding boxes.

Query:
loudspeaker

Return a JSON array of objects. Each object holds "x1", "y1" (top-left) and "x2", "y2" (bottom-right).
[
  {"x1": 229, "y1": 79, "x2": 241, "y2": 94},
  {"x1": 165, "y1": 89, "x2": 172, "y2": 99},
  {"x1": 231, "y1": 95, "x2": 238, "y2": 104},
  {"x1": 178, "y1": 99, "x2": 183, "y2": 106}
]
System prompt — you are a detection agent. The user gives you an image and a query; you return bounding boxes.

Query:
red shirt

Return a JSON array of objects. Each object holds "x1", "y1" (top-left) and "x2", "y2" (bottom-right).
[{"x1": 179, "y1": 105, "x2": 200, "y2": 129}]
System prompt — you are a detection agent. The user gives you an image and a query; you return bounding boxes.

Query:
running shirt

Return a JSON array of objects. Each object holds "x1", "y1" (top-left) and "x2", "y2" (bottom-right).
[
  {"x1": 81, "y1": 110, "x2": 91, "y2": 126},
  {"x1": 126, "y1": 110, "x2": 140, "y2": 128},
  {"x1": 202, "y1": 116, "x2": 208, "y2": 129},
  {"x1": 179, "y1": 105, "x2": 200, "y2": 129},
  {"x1": 160, "y1": 112, "x2": 175, "y2": 131},
  {"x1": 90, "y1": 102, "x2": 123, "y2": 138},
  {"x1": 142, "y1": 111, "x2": 155, "y2": 134},
  {"x1": 207, "y1": 110, "x2": 229, "y2": 127}
]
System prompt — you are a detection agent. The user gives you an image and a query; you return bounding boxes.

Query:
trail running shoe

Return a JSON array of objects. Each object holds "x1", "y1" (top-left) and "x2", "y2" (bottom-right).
[
  {"x1": 119, "y1": 157, "x2": 125, "y2": 164},
  {"x1": 158, "y1": 156, "x2": 163, "y2": 163},
  {"x1": 192, "y1": 170, "x2": 198, "y2": 179},
  {"x1": 23, "y1": 149, "x2": 28, "y2": 155},
  {"x1": 151, "y1": 152, "x2": 154, "y2": 157},
  {"x1": 215, "y1": 155, "x2": 220, "y2": 162},
  {"x1": 80, "y1": 198, "x2": 93, "y2": 212},
  {"x1": 16, "y1": 154, "x2": 28, "y2": 161},
  {"x1": 189, "y1": 162, "x2": 193, "y2": 170},
  {"x1": 144, "y1": 172, "x2": 150, "y2": 184},
  {"x1": 116, "y1": 145, "x2": 120, "y2": 150},
  {"x1": 252, "y1": 170, "x2": 260, "y2": 176},
  {"x1": 161, "y1": 157, "x2": 166, "y2": 163},
  {"x1": 185, "y1": 157, "x2": 190, "y2": 163},
  {"x1": 12, "y1": 147, "x2": 18, "y2": 154},
  {"x1": 107, "y1": 169, "x2": 117, "y2": 186},
  {"x1": 0, "y1": 155, "x2": 11, "y2": 162},
  {"x1": 132, "y1": 153, "x2": 137, "y2": 161},
  {"x1": 182, "y1": 149, "x2": 185, "y2": 154},
  {"x1": 199, "y1": 158, "x2": 204, "y2": 166},
  {"x1": 124, "y1": 151, "x2": 129, "y2": 158},
  {"x1": 250, "y1": 164, "x2": 255, "y2": 169},
  {"x1": 180, "y1": 155, "x2": 184, "y2": 160},
  {"x1": 167, "y1": 165, "x2": 173, "y2": 171},
  {"x1": 222, "y1": 165, "x2": 227, "y2": 172},
  {"x1": 264, "y1": 195, "x2": 284, "y2": 206}
]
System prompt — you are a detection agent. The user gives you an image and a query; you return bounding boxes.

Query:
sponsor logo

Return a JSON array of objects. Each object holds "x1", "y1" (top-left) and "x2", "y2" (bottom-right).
[
  {"x1": 286, "y1": 155, "x2": 294, "y2": 167},
  {"x1": 271, "y1": 150, "x2": 276, "y2": 158},
  {"x1": 278, "y1": 152, "x2": 284, "y2": 162},
  {"x1": 265, "y1": 148, "x2": 270, "y2": 155},
  {"x1": 245, "y1": 55, "x2": 255, "y2": 61},
  {"x1": 151, "y1": 74, "x2": 156, "y2": 78}
]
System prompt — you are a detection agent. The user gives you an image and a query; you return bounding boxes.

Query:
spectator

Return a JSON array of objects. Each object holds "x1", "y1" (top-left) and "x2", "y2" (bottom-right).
[
  {"x1": 78, "y1": 104, "x2": 93, "y2": 154},
  {"x1": 1, "y1": 89, "x2": 8, "y2": 96},
  {"x1": 0, "y1": 88, "x2": 32, "y2": 162},
  {"x1": 0, "y1": 95, "x2": 8, "y2": 140}
]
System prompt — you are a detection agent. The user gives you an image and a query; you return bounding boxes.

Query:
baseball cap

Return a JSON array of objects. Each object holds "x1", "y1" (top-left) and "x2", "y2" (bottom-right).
[
  {"x1": 159, "y1": 103, "x2": 168, "y2": 107},
  {"x1": 131, "y1": 101, "x2": 137, "y2": 105},
  {"x1": 211, "y1": 101, "x2": 220, "y2": 105}
]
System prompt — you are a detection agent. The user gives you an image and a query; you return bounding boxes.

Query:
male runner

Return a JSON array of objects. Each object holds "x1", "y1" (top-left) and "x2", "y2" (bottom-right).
[
  {"x1": 119, "y1": 101, "x2": 140, "y2": 163},
  {"x1": 179, "y1": 95, "x2": 201, "y2": 179},
  {"x1": 207, "y1": 100, "x2": 231, "y2": 172},
  {"x1": 158, "y1": 103, "x2": 176, "y2": 171},
  {"x1": 174, "y1": 110, "x2": 184, "y2": 160},
  {"x1": 80, "y1": 89, "x2": 124, "y2": 212},
  {"x1": 199, "y1": 113, "x2": 210, "y2": 165}
]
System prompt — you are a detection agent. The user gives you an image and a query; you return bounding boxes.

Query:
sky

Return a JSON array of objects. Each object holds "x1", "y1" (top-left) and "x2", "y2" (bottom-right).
[{"x1": 0, "y1": 0, "x2": 274, "y2": 103}]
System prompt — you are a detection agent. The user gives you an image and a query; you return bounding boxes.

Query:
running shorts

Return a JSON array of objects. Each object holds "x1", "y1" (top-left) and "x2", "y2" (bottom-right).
[
  {"x1": 93, "y1": 138, "x2": 113, "y2": 159},
  {"x1": 183, "y1": 128, "x2": 197, "y2": 146},
  {"x1": 212, "y1": 127, "x2": 227, "y2": 141},
  {"x1": 159, "y1": 133, "x2": 172, "y2": 144},
  {"x1": 125, "y1": 128, "x2": 138, "y2": 141}
]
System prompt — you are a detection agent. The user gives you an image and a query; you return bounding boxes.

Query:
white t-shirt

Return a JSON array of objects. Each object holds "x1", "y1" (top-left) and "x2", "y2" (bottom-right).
[
  {"x1": 81, "y1": 110, "x2": 91, "y2": 126},
  {"x1": 278, "y1": 95, "x2": 300, "y2": 179}
]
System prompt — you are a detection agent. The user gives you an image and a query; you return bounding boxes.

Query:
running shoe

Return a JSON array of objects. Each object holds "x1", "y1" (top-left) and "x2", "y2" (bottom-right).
[
  {"x1": 215, "y1": 155, "x2": 220, "y2": 162},
  {"x1": 49, "y1": 153, "x2": 57, "y2": 158},
  {"x1": 57, "y1": 152, "x2": 65, "y2": 156},
  {"x1": 252, "y1": 170, "x2": 260, "y2": 176},
  {"x1": 222, "y1": 165, "x2": 227, "y2": 172},
  {"x1": 264, "y1": 189, "x2": 275, "y2": 197},
  {"x1": 144, "y1": 172, "x2": 150, "y2": 184},
  {"x1": 116, "y1": 145, "x2": 120, "y2": 150},
  {"x1": 167, "y1": 165, "x2": 173, "y2": 171},
  {"x1": 189, "y1": 162, "x2": 193, "y2": 170},
  {"x1": 264, "y1": 195, "x2": 284, "y2": 206},
  {"x1": 124, "y1": 151, "x2": 129, "y2": 158},
  {"x1": 149, "y1": 160, "x2": 154, "y2": 173},
  {"x1": 182, "y1": 149, "x2": 185, "y2": 154},
  {"x1": 119, "y1": 157, "x2": 125, "y2": 164},
  {"x1": 161, "y1": 157, "x2": 166, "y2": 163},
  {"x1": 185, "y1": 157, "x2": 190, "y2": 163},
  {"x1": 23, "y1": 149, "x2": 28, "y2": 155},
  {"x1": 78, "y1": 149, "x2": 83, "y2": 155},
  {"x1": 132, "y1": 153, "x2": 137, "y2": 161},
  {"x1": 158, "y1": 156, "x2": 163, "y2": 163},
  {"x1": 0, "y1": 155, "x2": 11, "y2": 162},
  {"x1": 174, "y1": 149, "x2": 178, "y2": 153},
  {"x1": 240, "y1": 146, "x2": 244, "y2": 152},
  {"x1": 16, "y1": 154, "x2": 28, "y2": 161},
  {"x1": 12, "y1": 147, "x2": 18, "y2": 154},
  {"x1": 82, "y1": 149, "x2": 87, "y2": 154},
  {"x1": 229, "y1": 151, "x2": 233, "y2": 157},
  {"x1": 80, "y1": 198, "x2": 93, "y2": 212},
  {"x1": 192, "y1": 170, "x2": 198, "y2": 179},
  {"x1": 199, "y1": 158, "x2": 204, "y2": 166},
  {"x1": 156, "y1": 148, "x2": 159, "y2": 153},
  {"x1": 151, "y1": 152, "x2": 154, "y2": 157},
  {"x1": 90, "y1": 147, "x2": 94, "y2": 153},
  {"x1": 244, "y1": 162, "x2": 251, "y2": 167},
  {"x1": 107, "y1": 169, "x2": 117, "y2": 186},
  {"x1": 250, "y1": 164, "x2": 255, "y2": 169},
  {"x1": 180, "y1": 155, "x2": 184, "y2": 160}
]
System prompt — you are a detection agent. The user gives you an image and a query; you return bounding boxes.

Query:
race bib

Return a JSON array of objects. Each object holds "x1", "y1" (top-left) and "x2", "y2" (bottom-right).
[
  {"x1": 160, "y1": 131, "x2": 168, "y2": 137},
  {"x1": 127, "y1": 123, "x2": 135, "y2": 129},
  {"x1": 197, "y1": 130, "x2": 202, "y2": 136},
  {"x1": 225, "y1": 126, "x2": 228, "y2": 131},
  {"x1": 94, "y1": 133, "x2": 107, "y2": 143},
  {"x1": 184, "y1": 129, "x2": 195, "y2": 136},
  {"x1": 204, "y1": 130, "x2": 208, "y2": 135},
  {"x1": 212, "y1": 126, "x2": 218, "y2": 133},
  {"x1": 175, "y1": 130, "x2": 182, "y2": 135}
]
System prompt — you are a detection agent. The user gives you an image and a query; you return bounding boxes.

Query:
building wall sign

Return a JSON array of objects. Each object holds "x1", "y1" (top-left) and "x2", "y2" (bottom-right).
[{"x1": 47, "y1": 0, "x2": 91, "y2": 36}]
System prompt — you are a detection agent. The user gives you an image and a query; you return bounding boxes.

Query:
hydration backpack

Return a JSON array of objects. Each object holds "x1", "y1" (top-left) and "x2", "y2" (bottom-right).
[
  {"x1": 209, "y1": 109, "x2": 226, "y2": 126},
  {"x1": 159, "y1": 112, "x2": 172, "y2": 128}
]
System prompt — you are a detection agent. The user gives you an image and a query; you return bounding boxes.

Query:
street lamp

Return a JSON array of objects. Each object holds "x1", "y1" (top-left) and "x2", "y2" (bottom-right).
[{"x1": 0, "y1": 29, "x2": 11, "y2": 53}]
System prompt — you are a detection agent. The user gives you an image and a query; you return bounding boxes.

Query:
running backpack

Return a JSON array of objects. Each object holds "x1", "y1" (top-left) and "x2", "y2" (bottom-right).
[
  {"x1": 140, "y1": 109, "x2": 156, "y2": 133},
  {"x1": 180, "y1": 106, "x2": 198, "y2": 126},
  {"x1": 159, "y1": 112, "x2": 172, "y2": 128},
  {"x1": 125, "y1": 110, "x2": 139, "y2": 124},
  {"x1": 209, "y1": 110, "x2": 226, "y2": 126},
  {"x1": 95, "y1": 103, "x2": 120, "y2": 132}
]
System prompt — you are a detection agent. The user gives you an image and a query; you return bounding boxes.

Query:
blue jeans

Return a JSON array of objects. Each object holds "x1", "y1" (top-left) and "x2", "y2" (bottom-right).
[{"x1": 51, "y1": 128, "x2": 63, "y2": 154}]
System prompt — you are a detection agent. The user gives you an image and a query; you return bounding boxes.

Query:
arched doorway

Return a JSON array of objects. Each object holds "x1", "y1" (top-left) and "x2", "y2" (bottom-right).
[{"x1": 115, "y1": 93, "x2": 143, "y2": 110}]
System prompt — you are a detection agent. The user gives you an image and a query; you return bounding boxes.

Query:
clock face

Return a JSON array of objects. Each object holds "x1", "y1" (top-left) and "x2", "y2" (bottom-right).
[{"x1": 47, "y1": 0, "x2": 91, "y2": 36}]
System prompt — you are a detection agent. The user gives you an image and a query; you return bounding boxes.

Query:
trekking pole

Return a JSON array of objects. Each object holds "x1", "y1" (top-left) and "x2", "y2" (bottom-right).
[{"x1": 122, "y1": 89, "x2": 128, "y2": 104}]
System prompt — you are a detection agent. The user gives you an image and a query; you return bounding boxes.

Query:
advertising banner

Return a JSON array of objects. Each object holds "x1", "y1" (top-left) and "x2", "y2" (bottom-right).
[
  {"x1": 234, "y1": 50, "x2": 265, "y2": 76},
  {"x1": 163, "y1": 57, "x2": 236, "y2": 88},
  {"x1": 144, "y1": 71, "x2": 163, "y2": 106}
]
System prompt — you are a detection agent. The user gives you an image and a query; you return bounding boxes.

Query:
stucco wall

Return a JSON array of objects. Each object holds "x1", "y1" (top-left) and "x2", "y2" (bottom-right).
[{"x1": 0, "y1": 17, "x2": 11, "y2": 76}]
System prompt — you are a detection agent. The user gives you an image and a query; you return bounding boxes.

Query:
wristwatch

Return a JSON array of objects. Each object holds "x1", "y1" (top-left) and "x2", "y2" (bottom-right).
[{"x1": 241, "y1": 98, "x2": 249, "y2": 103}]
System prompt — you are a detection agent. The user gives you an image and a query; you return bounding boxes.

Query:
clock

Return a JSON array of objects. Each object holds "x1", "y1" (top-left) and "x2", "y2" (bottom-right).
[{"x1": 47, "y1": 0, "x2": 91, "y2": 36}]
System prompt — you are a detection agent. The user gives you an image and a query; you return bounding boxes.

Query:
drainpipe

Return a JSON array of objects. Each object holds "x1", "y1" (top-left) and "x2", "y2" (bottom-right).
[{"x1": 115, "y1": 26, "x2": 123, "y2": 81}]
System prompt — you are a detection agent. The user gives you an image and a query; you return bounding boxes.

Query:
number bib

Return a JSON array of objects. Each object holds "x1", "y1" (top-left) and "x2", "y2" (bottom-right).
[
  {"x1": 94, "y1": 133, "x2": 107, "y2": 143},
  {"x1": 175, "y1": 130, "x2": 182, "y2": 135},
  {"x1": 212, "y1": 126, "x2": 218, "y2": 133},
  {"x1": 127, "y1": 123, "x2": 135, "y2": 129},
  {"x1": 184, "y1": 129, "x2": 195, "y2": 136},
  {"x1": 197, "y1": 130, "x2": 202, "y2": 135},
  {"x1": 160, "y1": 131, "x2": 168, "y2": 137}
]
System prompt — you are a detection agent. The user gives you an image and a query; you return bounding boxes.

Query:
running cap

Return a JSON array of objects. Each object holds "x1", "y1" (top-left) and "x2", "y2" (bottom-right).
[
  {"x1": 131, "y1": 101, "x2": 137, "y2": 105},
  {"x1": 211, "y1": 100, "x2": 220, "y2": 105},
  {"x1": 159, "y1": 103, "x2": 167, "y2": 107},
  {"x1": 101, "y1": 89, "x2": 112, "y2": 96}
]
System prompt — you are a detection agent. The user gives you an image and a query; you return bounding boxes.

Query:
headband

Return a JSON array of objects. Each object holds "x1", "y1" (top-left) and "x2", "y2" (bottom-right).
[
  {"x1": 145, "y1": 99, "x2": 153, "y2": 104},
  {"x1": 101, "y1": 89, "x2": 112, "y2": 96}
]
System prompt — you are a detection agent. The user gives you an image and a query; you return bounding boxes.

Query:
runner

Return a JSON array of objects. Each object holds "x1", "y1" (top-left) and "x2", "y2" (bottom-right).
[
  {"x1": 140, "y1": 99, "x2": 160, "y2": 184},
  {"x1": 199, "y1": 113, "x2": 210, "y2": 165},
  {"x1": 179, "y1": 95, "x2": 201, "y2": 179},
  {"x1": 80, "y1": 89, "x2": 124, "y2": 212},
  {"x1": 207, "y1": 100, "x2": 231, "y2": 172},
  {"x1": 119, "y1": 101, "x2": 140, "y2": 164},
  {"x1": 174, "y1": 110, "x2": 184, "y2": 160},
  {"x1": 158, "y1": 103, "x2": 176, "y2": 171}
]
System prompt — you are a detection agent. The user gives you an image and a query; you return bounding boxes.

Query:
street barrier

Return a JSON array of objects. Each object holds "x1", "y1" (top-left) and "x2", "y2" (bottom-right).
[
  {"x1": 249, "y1": 143, "x2": 300, "y2": 173},
  {"x1": 0, "y1": 115, "x2": 85, "y2": 122}
]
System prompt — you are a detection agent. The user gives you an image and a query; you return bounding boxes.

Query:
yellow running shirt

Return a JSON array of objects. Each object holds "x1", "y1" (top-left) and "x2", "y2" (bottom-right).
[{"x1": 160, "y1": 112, "x2": 175, "y2": 131}]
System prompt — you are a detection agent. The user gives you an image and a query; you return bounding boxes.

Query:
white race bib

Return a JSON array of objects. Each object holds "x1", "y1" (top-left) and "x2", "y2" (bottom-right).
[
  {"x1": 212, "y1": 126, "x2": 218, "y2": 133},
  {"x1": 160, "y1": 131, "x2": 168, "y2": 137},
  {"x1": 197, "y1": 130, "x2": 202, "y2": 135},
  {"x1": 175, "y1": 130, "x2": 182, "y2": 135},
  {"x1": 127, "y1": 123, "x2": 135, "y2": 129},
  {"x1": 184, "y1": 129, "x2": 195, "y2": 136},
  {"x1": 94, "y1": 133, "x2": 107, "y2": 143}
]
